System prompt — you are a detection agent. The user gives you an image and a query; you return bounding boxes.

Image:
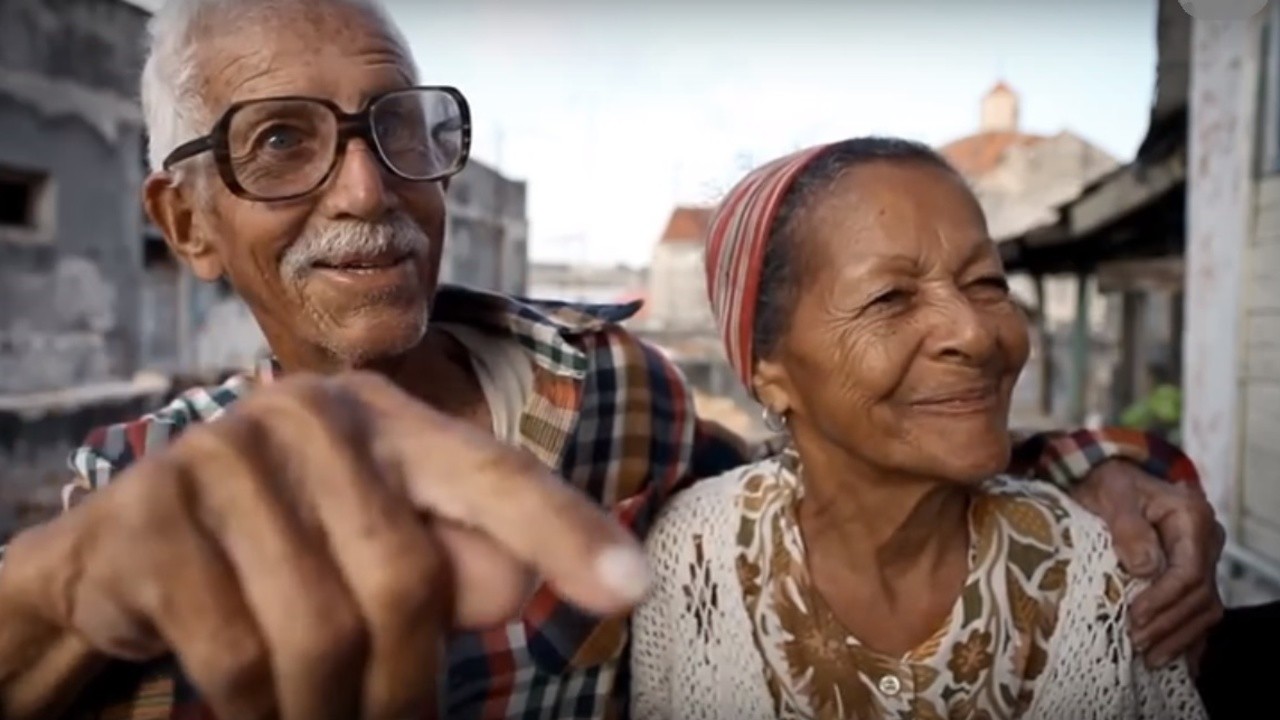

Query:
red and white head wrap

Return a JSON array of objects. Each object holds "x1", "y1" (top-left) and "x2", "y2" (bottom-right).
[{"x1": 704, "y1": 143, "x2": 830, "y2": 392}]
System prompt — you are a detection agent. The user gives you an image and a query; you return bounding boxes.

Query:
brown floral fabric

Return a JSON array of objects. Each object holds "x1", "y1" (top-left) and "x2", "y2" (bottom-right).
[{"x1": 734, "y1": 451, "x2": 1075, "y2": 719}]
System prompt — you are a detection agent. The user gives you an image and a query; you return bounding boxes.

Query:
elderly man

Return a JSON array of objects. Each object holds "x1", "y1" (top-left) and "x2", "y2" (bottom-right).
[{"x1": 0, "y1": 1, "x2": 1222, "y2": 719}]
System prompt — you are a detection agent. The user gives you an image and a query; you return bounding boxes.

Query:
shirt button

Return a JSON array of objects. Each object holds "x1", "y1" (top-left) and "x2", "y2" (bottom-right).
[{"x1": 878, "y1": 675, "x2": 902, "y2": 697}]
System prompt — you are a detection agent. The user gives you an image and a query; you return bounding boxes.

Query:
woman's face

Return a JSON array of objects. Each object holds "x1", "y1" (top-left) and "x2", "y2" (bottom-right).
[{"x1": 754, "y1": 160, "x2": 1030, "y2": 483}]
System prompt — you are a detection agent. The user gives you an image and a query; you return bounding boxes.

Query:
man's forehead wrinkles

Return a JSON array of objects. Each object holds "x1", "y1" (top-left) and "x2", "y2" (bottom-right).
[{"x1": 202, "y1": 46, "x2": 279, "y2": 108}]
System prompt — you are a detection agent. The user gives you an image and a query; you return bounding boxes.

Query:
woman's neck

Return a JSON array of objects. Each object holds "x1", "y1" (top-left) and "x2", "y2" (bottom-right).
[{"x1": 792, "y1": 431, "x2": 971, "y2": 590}]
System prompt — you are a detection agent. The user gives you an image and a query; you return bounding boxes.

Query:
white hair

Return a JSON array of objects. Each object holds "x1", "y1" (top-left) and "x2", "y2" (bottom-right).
[{"x1": 140, "y1": 0, "x2": 419, "y2": 177}]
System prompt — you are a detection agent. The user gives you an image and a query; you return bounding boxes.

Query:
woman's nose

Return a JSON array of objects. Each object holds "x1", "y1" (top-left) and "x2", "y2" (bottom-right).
[{"x1": 925, "y1": 292, "x2": 999, "y2": 364}]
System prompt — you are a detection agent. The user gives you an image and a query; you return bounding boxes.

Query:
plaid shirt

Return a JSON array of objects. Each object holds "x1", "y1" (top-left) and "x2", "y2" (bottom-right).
[{"x1": 31, "y1": 286, "x2": 1196, "y2": 719}]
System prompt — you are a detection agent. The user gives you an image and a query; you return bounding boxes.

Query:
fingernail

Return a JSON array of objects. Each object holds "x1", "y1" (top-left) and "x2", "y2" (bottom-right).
[
  {"x1": 1151, "y1": 653, "x2": 1170, "y2": 667},
  {"x1": 595, "y1": 545, "x2": 650, "y2": 604}
]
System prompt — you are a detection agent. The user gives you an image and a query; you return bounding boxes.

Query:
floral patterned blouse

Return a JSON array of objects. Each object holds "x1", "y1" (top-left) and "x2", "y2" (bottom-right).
[
  {"x1": 736, "y1": 451, "x2": 1074, "y2": 719},
  {"x1": 631, "y1": 451, "x2": 1207, "y2": 720}
]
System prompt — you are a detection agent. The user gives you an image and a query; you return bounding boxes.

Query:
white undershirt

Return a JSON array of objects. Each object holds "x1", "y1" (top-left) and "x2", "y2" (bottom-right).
[{"x1": 435, "y1": 323, "x2": 534, "y2": 443}]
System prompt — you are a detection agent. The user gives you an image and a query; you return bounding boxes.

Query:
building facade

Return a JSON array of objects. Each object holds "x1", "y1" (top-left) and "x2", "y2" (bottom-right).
[
  {"x1": 527, "y1": 262, "x2": 646, "y2": 306},
  {"x1": 646, "y1": 205, "x2": 715, "y2": 331},
  {"x1": 0, "y1": 0, "x2": 150, "y2": 394},
  {"x1": 439, "y1": 160, "x2": 529, "y2": 298}
]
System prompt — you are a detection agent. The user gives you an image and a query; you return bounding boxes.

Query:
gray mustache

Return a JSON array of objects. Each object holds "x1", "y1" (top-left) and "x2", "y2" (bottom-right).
[{"x1": 281, "y1": 213, "x2": 429, "y2": 280}]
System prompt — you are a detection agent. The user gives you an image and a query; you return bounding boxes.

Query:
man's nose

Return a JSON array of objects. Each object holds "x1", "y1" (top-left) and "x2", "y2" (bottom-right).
[{"x1": 319, "y1": 139, "x2": 395, "y2": 221}]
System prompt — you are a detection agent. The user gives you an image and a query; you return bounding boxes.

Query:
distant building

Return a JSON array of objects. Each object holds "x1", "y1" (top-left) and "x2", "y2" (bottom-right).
[
  {"x1": 941, "y1": 82, "x2": 1119, "y2": 242},
  {"x1": 440, "y1": 160, "x2": 529, "y2": 297},
  {"x1": 526, "y1": 262, "x2": 646, "y2": 307},
  {"x1": 0, "y1": 0, "x2": 151, "y2": 394},
  {"x1": 646, "y1": 205, "x2": 715, "y2": 331}
]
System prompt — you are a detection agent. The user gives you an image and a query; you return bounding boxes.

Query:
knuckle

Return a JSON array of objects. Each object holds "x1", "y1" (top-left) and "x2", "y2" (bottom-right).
[
  {"x1": 242, "y1": 382, "x2": 365, "y2": 458},
  {"x1": 111, "y1": 456, "x2": 187, "y2": 539},
  {"x1": 1174, "y1": 570, "x2": 1201, "y2": 593},
  {"x1": 177, "y1": 415, "x2": 260, "y2": 464},
  {"x1": 254, "y1": 375, "x2": 336, "y2": 418},
  {"x1": 190, "y1": 629, "x2": 273, "y2": 714},
  {"x1": 290, "y1": 591, "x2": 369, "y2": 662},
  {"x1": 364, "y1": 539, "x2": 448, "y2": 627}
]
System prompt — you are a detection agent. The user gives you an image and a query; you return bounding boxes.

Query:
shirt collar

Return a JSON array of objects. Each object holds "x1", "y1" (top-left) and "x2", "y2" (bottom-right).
[{"x1": 251, "y1": 284, "x2": 642, "y2": 383}]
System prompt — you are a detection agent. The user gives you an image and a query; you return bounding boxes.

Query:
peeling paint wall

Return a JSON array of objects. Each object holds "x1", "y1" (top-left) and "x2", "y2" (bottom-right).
[{"x1": 0, "y1": 0, "x2": 149, "y2": 394}]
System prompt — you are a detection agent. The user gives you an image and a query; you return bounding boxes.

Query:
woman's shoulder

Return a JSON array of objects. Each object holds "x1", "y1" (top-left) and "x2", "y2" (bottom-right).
[
  {"x1": 647, "y1": 459, "x2": 772, "y2": 544},
  {"x1": 981, "y1": 477, "x2": 1133, "y2": 603},
  {"x1": 980, "y1": 476, "x2": 1110, "y2": 536},
  {"x1": 977, "y1": 476, "x2": 1122, "y2": 573},
  {"x1": 642, "y1": 460, "x2": 776, "y2": 596}
]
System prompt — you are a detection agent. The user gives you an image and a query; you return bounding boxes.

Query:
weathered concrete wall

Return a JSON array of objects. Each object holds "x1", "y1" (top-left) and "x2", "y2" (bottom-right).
[
  {"x1": 442, "y1": 160, "x2": 529, "y2": 295},
  {"x1": 0, "y1": 98, "x2": 145, "y2": 392},
  {"x1": 0, "y1": 0, "x2": 149, "y2": 100},
  {"x1": 0, "y1": 0, "x2": 149, "y2": 393}
]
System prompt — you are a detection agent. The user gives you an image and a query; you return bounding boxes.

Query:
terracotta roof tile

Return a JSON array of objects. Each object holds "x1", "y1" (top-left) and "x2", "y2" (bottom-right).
[
  {"x1": 660, "y1": 206, "x2": 715, "y2": 244},
  {"x1": 938, "y1": 130, "x2": 1046, "y2": 178}
]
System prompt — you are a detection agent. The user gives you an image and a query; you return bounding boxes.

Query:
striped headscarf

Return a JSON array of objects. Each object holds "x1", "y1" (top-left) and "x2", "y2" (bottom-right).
[{"x1": 704, "y1": 143, "x2": 830, "y2": 392}]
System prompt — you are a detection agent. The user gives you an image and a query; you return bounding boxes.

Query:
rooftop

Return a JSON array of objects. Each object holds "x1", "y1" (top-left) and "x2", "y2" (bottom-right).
[{"x1": 659, "y1": 205, "x2": 715, "y2": 244}]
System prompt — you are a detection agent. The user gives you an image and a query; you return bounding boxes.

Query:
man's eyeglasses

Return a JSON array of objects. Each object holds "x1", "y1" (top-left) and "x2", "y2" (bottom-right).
[{"x1": 162, "y1": 86, "x2": 472, "y2": 202}]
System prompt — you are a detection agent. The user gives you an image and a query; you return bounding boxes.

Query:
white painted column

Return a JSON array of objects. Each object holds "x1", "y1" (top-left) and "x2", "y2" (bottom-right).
[{"x1": 1183, "y1": 16, "x2": 1262, "y2": 519}]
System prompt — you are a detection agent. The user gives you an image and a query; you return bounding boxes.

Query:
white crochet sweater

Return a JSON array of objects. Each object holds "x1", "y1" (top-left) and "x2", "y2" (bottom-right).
[{"x1": 630, "y1": 467, "x2": 1208, "y2": 720}]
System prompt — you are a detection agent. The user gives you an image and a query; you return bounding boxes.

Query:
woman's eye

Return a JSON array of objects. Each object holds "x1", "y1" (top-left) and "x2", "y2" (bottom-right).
[
  {"x1": 968, "y1": 276, "x2": 1011, "y2": 296},
  {"x1": 869, "y1": 289, "x2": 910, "y2": 307}
]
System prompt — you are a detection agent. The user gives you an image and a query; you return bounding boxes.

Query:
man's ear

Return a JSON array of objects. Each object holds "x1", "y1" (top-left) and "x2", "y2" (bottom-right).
[{"x1": 143, "y1": 172, "x2": 223, "y2": 281}]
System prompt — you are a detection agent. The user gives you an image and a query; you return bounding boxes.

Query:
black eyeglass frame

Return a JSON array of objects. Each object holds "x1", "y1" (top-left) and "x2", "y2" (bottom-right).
[{"x1": 161, "y1": 85, "x2": 472, "y2": 202}]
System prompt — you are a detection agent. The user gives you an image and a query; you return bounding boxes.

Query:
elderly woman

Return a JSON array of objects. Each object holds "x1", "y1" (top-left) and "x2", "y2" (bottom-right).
[{"x1": 629, "y1": 138, "x2": 1208, "y2": 720}]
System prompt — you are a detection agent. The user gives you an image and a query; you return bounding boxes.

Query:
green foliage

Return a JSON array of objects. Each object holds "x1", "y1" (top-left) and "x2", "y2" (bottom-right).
[{"x1": 1119, "y1": 384, "x2": 1182, "y2": 445}]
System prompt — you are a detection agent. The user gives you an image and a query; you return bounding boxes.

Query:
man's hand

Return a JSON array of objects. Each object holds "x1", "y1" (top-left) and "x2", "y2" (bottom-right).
[
  {"x1": 1071, "y1": 459, "x2": 1225, "y2": 669},
  {"x1": 0, "y1": 373, "x2": 649, "y2": 720}
]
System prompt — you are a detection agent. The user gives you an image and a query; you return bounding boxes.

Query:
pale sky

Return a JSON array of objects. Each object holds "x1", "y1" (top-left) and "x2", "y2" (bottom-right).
[{"x1": 141, "y1": 0, "x2": 1162, "y2": 267}]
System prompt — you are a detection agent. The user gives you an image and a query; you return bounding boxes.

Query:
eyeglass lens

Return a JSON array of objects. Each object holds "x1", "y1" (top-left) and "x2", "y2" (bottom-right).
[{"x1": 225, "y1": 88, "x2": 465, "y2": 199}]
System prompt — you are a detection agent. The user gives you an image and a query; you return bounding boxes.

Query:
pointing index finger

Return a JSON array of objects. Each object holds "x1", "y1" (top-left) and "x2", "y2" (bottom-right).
[{"x1": 340, "y1": 373, "x2": 650, "y2": 616}]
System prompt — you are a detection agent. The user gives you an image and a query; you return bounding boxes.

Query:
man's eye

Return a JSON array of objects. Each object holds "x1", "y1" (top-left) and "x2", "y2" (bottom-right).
[
  {"x1": 255, "y1": 125, "x2": 306, "y2": 152},
  {"x1": 430, "y1": 117, "x2": 462, "y2": 142}
]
